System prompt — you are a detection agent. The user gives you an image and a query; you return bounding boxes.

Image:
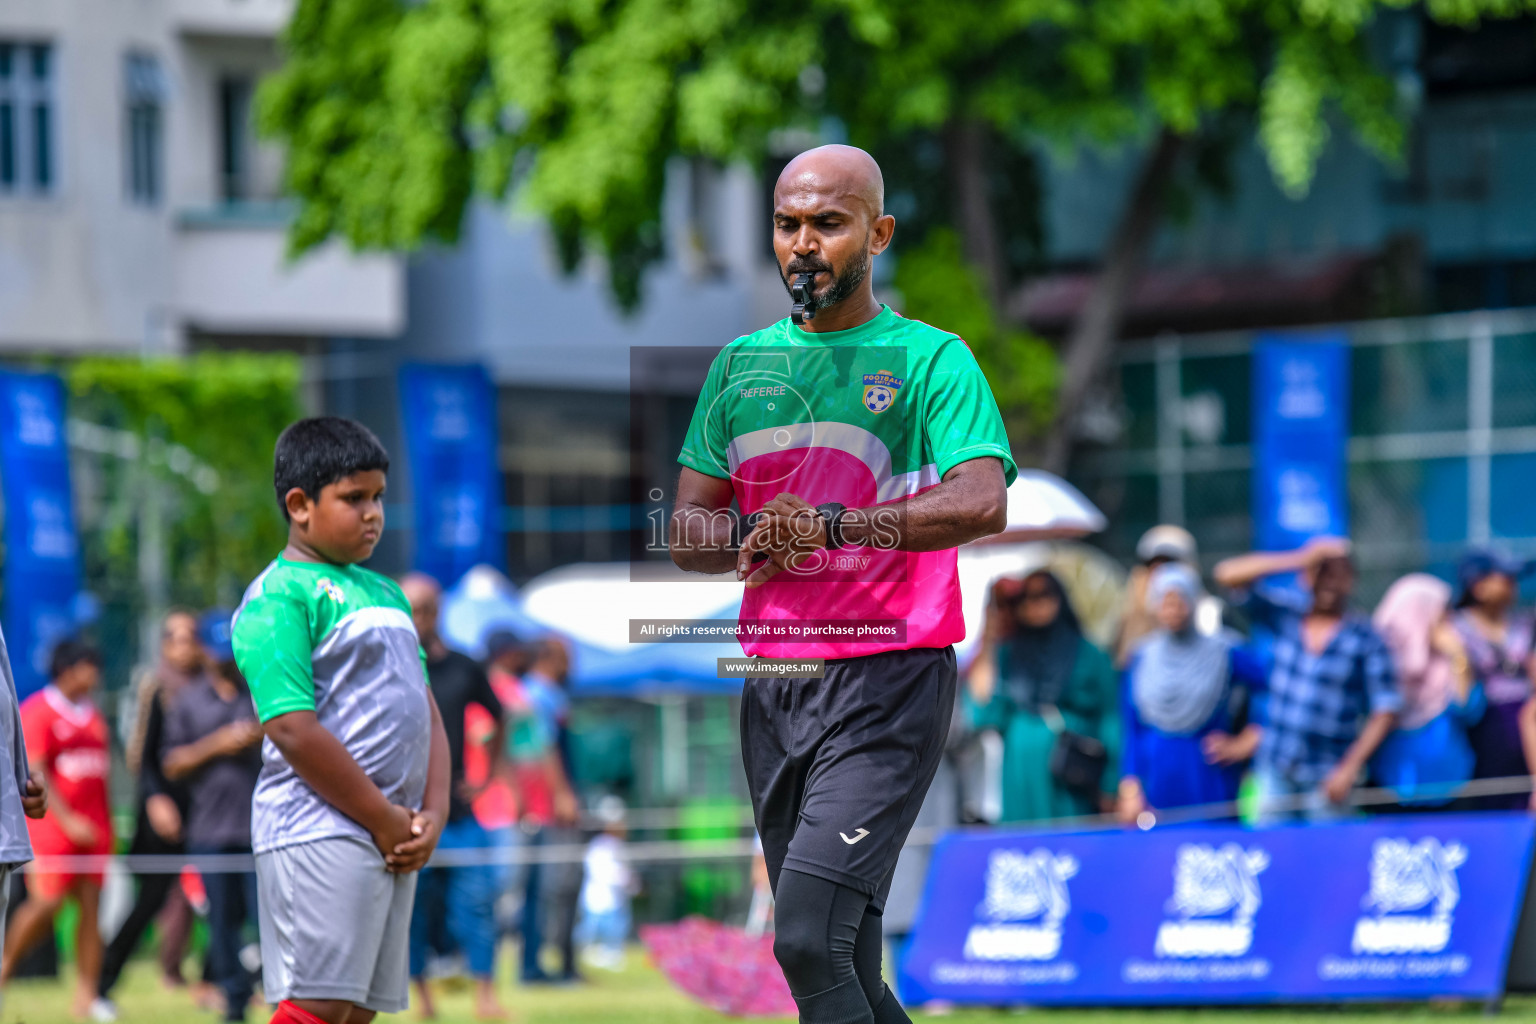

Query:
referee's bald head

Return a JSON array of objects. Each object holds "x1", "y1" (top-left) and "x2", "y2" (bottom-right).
[{"x1": 775, "y1": 145, "x2": 885, "y2": 220}]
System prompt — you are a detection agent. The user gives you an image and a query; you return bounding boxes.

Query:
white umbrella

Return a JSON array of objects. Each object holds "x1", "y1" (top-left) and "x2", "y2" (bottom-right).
[
  {"x1": 519, "y1": 562, "x2": 742, "y2": 653},
  {"x1": 969, "y1": 469, "x2": 1107, "y2": 545}
]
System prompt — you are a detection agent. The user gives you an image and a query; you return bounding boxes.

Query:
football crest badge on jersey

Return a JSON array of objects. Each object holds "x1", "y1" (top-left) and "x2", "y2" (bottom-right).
[
  {"x1": 317, "y1": 579, "x2": 345, "y2": 603},
  {"x1": 861, "y1": 370, "x2": 904, "y2": 414}
]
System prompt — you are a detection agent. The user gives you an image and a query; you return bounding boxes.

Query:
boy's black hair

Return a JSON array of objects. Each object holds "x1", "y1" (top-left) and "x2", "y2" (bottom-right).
[
  {"x1": 273, "y1": 417, "x2": 390, "y2": 521},
  {"x1": 50, "y1": 638, "x2": 102, "y2": 680}
]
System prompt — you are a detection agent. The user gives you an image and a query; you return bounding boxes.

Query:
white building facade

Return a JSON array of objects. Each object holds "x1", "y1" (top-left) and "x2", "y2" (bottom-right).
[{"x1": 0, "y1": 0, "x2": 401, "y2": 356}]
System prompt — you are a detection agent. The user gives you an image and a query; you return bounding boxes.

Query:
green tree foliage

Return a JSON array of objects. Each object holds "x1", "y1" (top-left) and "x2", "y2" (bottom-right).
[
  {"x1": 260, "y1": 0, "x2": 1478, "y2": 279},
  {"x1": 67, "y1": 355, "x2": 302, "y2": 613},
  {"x1": 260, "y1": 0, "x2": 1535, "y2": 456},
  {"x1": 894, "y1": 229, "x2": 1058, "y2": 440}
]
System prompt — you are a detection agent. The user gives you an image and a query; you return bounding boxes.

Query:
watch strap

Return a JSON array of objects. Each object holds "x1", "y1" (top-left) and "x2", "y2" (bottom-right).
[{"x1": 816, "y1": 502, "x2": 848, "y2": 550}]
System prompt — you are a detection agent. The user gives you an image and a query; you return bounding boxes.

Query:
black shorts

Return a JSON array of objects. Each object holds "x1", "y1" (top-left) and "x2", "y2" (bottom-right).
[{"x1": 741, "y1": 646, "x2": 957, "y2": 912}]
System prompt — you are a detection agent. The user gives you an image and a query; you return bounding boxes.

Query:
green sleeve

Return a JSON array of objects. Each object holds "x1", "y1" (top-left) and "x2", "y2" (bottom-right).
[
  {"x1": 924, "y1": 338, "x2": 1019, "y2": 485},
  {"x1": 677, "y1": 348, "x2": 731, "y2": 480},
  {"x1": 232, "y1": 593, "x2": 316, "y2": 722}
]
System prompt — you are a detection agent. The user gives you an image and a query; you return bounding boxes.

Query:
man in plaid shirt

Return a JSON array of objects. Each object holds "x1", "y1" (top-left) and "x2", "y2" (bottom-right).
[{"x1": 1215, "y1": 537, "x2": 1400, "y2": 821}]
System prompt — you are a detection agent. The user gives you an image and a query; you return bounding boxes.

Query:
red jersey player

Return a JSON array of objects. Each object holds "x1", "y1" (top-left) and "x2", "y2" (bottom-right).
[{"x1": 2, "y1": 640, "x2": 112, "y2": 1017}]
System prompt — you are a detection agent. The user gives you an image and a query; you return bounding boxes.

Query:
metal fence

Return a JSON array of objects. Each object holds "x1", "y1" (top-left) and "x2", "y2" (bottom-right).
[{"x1": 1071, "y1": 307, "x2": 1536, "y2": 604}]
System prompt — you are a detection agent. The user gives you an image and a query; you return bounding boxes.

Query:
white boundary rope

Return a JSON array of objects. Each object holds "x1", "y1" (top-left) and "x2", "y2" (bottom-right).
[{"x1": 18, "y1": 774, "x2": 1533, "y2": 874}]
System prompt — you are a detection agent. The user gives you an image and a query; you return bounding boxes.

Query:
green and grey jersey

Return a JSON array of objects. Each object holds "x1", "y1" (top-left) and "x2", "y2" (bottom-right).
[{"x1": 231, "y1": 555, "x2": 432, "y2": 855}]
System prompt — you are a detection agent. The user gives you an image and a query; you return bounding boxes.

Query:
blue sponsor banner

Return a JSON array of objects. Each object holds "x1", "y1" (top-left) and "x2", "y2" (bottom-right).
[
  {"x1": 0, "y1": 370, "x2": 82, "y2": 699},
  {"x1": 399, "y1": 364, "x2": 504, "y2": 588},
  {"x1": 898, "y1": 814, "x2": 1534, "y2": 1004},
  {"x1": 1251, "y1": 335, "x2": 1350, "y2": 552}
]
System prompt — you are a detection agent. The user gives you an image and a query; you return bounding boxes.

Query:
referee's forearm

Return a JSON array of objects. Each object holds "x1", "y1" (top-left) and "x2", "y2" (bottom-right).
[
  {"x1": 841, "y1": 459, "x2": 1007, "y2": 551},
  {"x1": 840, "y1": 503, "x2": 997, "y2": 551},
  {"x1": 669, "y1": 506, "x2": 739, "y2": 573}
]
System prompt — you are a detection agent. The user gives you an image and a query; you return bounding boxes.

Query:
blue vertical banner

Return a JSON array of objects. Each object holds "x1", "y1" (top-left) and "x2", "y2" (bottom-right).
[
  {"x1": 1252, "y1": 334, "x2": 1351, "y2": 551},
  {"x1": 399, "y1": 364, "x2": 504, "y2": 588},
  {"x1": 0, "y1": 370, "x2": 82, "y2": 700}
]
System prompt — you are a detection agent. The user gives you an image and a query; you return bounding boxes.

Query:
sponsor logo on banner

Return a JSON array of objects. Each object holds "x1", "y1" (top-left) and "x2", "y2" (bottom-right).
[
  {"x1": 1277, "y1": 356, "x2": 1327, "y2": 420},
  {"x1": 1351, "y1": 838, "x2": 1467, "y2": 955},
  {"x1": 963, "y1": 849, "x2": 1078, "y2": 962},
  {"x1": 1276, "y1": 468, "x2": 1333, "y2": 534},
  {"x1": 861, "y1": 370, "x2": 903, "y2": 414},
  {"x1": 27, "y1": 494, "x2": 76, "y2": 560},
  {"x1": 435, "y1": 487, "x2": 485, "y2": 551},
  {"x1": 428, "y1": 383, "x2": 473, "y2": 441},
  {"x1": 1155, "y1": 844, "x2": 1270, "y2": 959},
  {"x1": 13, "y1": 387, "x2": 59, "y2": 448}
]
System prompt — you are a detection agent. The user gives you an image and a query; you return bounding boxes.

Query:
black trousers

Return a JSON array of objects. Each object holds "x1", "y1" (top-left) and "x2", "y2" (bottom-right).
[
  {"x1": 98, "y1": 811, "x2": 185, "y2": 999},
  {"x1": 194, "y1": 843, "x2": 258, "y2": 1021}
]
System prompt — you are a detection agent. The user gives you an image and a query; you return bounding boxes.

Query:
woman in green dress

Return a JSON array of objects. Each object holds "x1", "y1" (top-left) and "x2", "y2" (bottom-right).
[{"x1": 964, "y1": 570, "x2": 1121, "y2": 824}]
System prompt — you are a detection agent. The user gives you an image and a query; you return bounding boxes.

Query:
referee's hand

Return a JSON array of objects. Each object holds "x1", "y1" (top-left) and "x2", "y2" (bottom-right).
[{"x1": 738, "y1": 494, "x2": 827, "y2": 588}]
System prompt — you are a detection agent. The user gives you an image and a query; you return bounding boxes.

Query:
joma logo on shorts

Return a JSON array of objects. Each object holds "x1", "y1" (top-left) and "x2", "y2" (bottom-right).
[{"x1": 831, "y1": 554, "x2": 871, "y2": 571}]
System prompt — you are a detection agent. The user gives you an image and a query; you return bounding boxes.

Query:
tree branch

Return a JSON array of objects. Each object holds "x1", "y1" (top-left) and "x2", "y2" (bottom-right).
[
  {"x1": 1043, "y1": 127, "x2": 1186, "y2": 473},
  {"x1": 946, "y1": 118, "x2": 1009, "y2": 309}
]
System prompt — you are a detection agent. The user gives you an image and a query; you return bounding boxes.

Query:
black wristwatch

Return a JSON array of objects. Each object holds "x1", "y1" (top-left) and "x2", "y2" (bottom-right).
[{"x1": 816, "y1": 502, "x2": 848, "y2": 550}]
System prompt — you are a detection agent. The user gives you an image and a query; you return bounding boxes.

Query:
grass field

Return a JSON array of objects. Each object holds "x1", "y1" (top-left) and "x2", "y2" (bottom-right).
[{"x1": 6, "y1": 956, "x2": 1536, "y2": 1024}]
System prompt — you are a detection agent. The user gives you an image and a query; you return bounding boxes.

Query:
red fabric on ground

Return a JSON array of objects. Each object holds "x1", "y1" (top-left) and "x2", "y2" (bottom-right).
[{"x1": 640, "y1": 917, "x2": 797, "y2": 1017}]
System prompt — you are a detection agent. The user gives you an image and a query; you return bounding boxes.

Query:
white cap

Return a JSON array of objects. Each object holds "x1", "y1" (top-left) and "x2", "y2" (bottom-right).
[
  {"x1": 1136, "y1": 524, "x2": 1198, "y2": 565},
  {"x1": 594, "y1": 795, "x2": 627, "y2": 827}
]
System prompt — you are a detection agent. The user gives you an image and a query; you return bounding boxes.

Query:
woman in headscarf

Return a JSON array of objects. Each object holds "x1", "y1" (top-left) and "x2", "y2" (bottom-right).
[
  {"x1": 964, "y1": 570, "x2": 1120, "y2": 824},
  {"x1": 1369, "y1": 574, "x2": 1481, "y2": 808},
  {"x1": 1453, "y1": 549, "x2": 1534, "y2": 809},
  {"x1": 1118, "y1": 564, "x2": 1266, "y2": 823}
]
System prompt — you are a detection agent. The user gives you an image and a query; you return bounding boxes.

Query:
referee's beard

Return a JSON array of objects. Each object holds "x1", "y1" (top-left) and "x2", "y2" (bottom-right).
[{"x1": 782, "y1": 245, "x2": 871, "y2": 319}]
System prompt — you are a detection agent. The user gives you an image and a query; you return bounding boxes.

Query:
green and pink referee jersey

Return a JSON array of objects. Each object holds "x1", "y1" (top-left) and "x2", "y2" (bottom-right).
[{"x1": 678, "y1": 305, "x2": 1018, "y2": 659}]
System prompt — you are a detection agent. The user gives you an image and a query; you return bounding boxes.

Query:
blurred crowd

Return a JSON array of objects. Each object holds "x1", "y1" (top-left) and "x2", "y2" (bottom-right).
[
  {"x1": 961, "y1": 526, "x2": 1536, "y2": 831},
  {"x1": 4, "y1": 576, "x2": 633, "y2": 1023},
  {"x1": 12, "y1": 526, "x2": 1536, "y2": 1020}
]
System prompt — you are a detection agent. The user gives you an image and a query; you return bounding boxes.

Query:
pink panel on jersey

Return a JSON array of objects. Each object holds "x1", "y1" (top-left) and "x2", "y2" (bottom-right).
[{"x1": 733, "y1": 447, "x2": 968, "y2": 659}]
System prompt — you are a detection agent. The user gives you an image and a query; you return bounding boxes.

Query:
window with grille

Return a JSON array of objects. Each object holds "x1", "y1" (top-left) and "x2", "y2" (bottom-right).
[
  {"x1": 0, "y1": 41, "x2": 55, "y2": 195},
  {"x1": 219, "y1": 76, "x2": 253, "y2": 202},
  {"x1": 125, "y1": 53, "x2": 164, "y2": 205}
]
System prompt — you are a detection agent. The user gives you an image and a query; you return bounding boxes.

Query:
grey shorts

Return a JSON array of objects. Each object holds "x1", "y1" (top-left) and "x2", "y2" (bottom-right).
[{"x1": 256, "y1": 836, "x2": 418, "y2": 1013}]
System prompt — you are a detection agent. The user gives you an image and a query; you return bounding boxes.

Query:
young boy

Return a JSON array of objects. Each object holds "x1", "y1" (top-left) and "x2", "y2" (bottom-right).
[
  {"x1": 232, "y1": 417, "x2": 450, "y2": 1024},
  {"x1": 576, "y1": 796, "x2": 636, "y2": 971},
  {"x1": 3, "y1": 640, "x2": 110, "y2": 1019}
]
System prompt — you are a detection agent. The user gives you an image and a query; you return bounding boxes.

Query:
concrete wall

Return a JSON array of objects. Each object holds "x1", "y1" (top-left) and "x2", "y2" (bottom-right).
[
  {"x1": 176, "y1": 222, "x2": 402, "y2": 336},
  {"x1": 0, "y1": 0, "x2": 397, "y2": 353},
  {"x1": 399, "y1": 162, "x2": 793, "y2": 393},
  {"x1": 0, "y1": 0, "x2": 177, "y2": 350}
]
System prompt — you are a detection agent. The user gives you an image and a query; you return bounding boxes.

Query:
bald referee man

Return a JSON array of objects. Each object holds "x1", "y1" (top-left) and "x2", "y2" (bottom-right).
[{"x1": 670, "y1": 145, "x2": 1016, "y2": 1024}]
